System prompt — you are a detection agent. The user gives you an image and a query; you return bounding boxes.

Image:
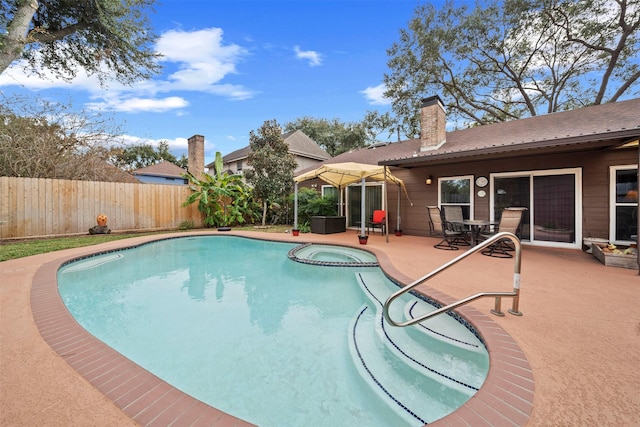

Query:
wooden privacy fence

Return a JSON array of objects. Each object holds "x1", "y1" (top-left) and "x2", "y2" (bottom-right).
[{"x1": 0, "y1": 177, "x2": 203, "y2": 239}]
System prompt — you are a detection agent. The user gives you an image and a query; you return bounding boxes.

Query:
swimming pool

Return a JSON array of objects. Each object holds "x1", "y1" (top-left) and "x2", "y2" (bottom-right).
[{"x1": 57, "y1": 235, "x2": 489, "y2": 426}]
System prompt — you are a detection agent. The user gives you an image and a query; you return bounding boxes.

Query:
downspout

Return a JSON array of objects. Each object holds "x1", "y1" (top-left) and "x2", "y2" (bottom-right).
[
  {"x1": 397, "y1": 185, "x2": 401, "y2": 233},
  {"x1": 294, "y1": 182, "x2": 298, "y2": 230},
  {"x1": 360, "y1": 178, "x2": 366, "y2": 238},
  {"x1": 384, "y1": 167, "x2": 389, "y2": 243}
]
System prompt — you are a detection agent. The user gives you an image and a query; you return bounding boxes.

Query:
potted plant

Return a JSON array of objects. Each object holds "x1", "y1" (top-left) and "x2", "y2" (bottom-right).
[{"x1": 293, "y1": 221, "x2": 310, "y2": 236}]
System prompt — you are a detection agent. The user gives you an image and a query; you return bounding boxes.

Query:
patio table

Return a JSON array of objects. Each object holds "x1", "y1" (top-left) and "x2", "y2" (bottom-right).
[{"x1": 461, "y1": 219, "x2": 495, "y2": 246}]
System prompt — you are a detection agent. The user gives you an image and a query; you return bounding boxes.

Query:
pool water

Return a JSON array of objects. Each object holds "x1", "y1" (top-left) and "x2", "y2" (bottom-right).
[{"x1": 58, "y1": 236, "x2": 488, "y2": 426}]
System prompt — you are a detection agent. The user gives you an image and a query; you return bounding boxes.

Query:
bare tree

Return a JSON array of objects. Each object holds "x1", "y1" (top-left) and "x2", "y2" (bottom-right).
[{"x1": 0, "y1": 94, "x2": 130, "y2": 181}]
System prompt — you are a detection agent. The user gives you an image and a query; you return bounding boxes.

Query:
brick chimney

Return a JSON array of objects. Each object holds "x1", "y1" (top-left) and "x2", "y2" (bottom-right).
[
  {"x1": 420, "y1": 95, "x2": 446, "y2": 151},
  {"x1": 187, "y1": 134, "x2": 205, "y2": 179}
]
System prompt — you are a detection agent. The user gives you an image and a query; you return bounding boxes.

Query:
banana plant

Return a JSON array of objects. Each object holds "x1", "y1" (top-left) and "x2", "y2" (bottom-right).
[{"x1": 183, "y1": 152, "x2": 247, "y2": 228}]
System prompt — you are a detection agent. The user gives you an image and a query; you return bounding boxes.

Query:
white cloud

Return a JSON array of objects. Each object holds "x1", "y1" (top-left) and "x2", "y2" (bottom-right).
[
  {"x1": 294, "y1": 46, "x2": 322, "y2": 67},
  {"x1": 361, "y1": 84, "x2": 390, "y2": 105},
  {"x1": 114, "y1": 135, "x2": 191, "y2": 157},
  {"x1": 0, "y1": 27, "x2": 256, "y2": 113},
  {"x1": 0, "y1": 59, "x2": 120, "y2": 95},
  {"x1": 88, "y1": 96, "x2": 189, "y2": 113},
  {"x1": 154, "y1": 27, "x2": 252, "y2": 96}
]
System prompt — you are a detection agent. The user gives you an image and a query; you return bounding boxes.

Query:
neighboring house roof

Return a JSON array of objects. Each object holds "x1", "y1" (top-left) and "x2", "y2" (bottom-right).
[
  {"x1": 99, "y1": 163, "x2": 141, "y2": 184},
  {"x1": 210, "y1": 130, "x2": 330, "y2": 168},
  {"x1": 297, "y1": 97, "x2": 640, "y2": 173},
  {"x1": 132, "y1": 161, "x2": 187, "y2": 179},
  {"x1": 282, "y1": 130, "x2": 331, "y2": 160},
  {"x1": 221, "y1": 146, "x2": 251, "y2": 164}
]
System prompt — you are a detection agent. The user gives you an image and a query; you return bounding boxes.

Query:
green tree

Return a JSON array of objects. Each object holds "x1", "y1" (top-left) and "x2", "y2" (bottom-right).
[
  {"x1": 110, "y1": 141, "x2": 187, "y2": 172},
  {"x1": 182, "y1": 152, "x2": 256, "y2": 228},
  {"x1": 384, "y1": 0, "x2": 640, "y2": 128},
  {"x1": 362, "y1": 110, "x2": 396, "y2": 144},
  {"x1": 284, "y1": 117, "x2": 367, "y2": 156},
  {"x1": 286, "y1": 187, "x2": 337, "y2": 226},
  {"x1": 0, "y1": 0, "x2": 161, "y2": 84},
  {"x1": 246, "y1": 120, "x2": 298, "y2": 226}
]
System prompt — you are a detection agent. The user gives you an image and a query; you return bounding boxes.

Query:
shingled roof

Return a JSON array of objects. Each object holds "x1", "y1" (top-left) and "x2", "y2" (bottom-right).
[
  {"x1": 132, "y1": 161, "x2": 186, "y2": 179},
  {"x1": 382, "y1": 97, "x2": 640, "y2": 167},
  {"x1": 297, "y1": 97, "x2": 639, "y2": 174},
  {"x1": 215, "y1": 130, "x2": 330, "y2": 167}
]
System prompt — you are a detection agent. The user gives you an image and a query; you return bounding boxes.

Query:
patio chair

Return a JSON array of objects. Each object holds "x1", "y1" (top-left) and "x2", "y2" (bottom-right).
[
  {"x1": 443, "y1": 205, "x2": 470, "y2": 246},
  {"x1": 367, "y1": 209, "x2": 386, "y2": 235},
  {"x1": 426, "y1": 206, "x2": 463, "y2": 250},
  {"x1": 480, "y1": 207, "x2": 527, "y2": 258}
]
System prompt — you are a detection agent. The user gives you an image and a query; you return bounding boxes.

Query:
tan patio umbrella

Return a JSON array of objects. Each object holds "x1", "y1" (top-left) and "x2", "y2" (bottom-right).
[{"x1": 293, "y1": 162, "x2": 411, "y2": 242}]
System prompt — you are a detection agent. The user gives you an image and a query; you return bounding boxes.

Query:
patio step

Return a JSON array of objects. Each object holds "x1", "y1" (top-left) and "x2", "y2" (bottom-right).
[
  {"x1": 356, "y1": 272, "x2": 488, "y2": 366},
  {"x1": 351, "y1": 273, "x2": 489, "y2": 423},
  {"x1": 349, "y1": 305, "x2": 467, "y2": 425},
  {"x1": 403, "y1": 299, "x2": 489, "y2": 361}
]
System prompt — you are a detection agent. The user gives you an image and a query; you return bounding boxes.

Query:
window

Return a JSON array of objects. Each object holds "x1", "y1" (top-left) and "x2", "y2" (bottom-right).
[
  {"x1": 439, "y1": 176, "x2": 472, "y2": 219},
  {"x1": 611, "y1": 165, "x2": 638, "y2": 243}
]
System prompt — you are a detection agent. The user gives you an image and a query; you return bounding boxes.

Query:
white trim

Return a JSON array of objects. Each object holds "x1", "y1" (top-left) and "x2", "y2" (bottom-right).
[
  {"x1": 609, "y1": 164, "x2": 638, "y2": 245},
  {"x1": 438, "y1": 175, "x2": 474, "y2": 219}
]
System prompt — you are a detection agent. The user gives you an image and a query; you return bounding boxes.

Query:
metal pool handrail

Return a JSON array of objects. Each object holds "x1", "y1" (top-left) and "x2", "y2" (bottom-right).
[{"x1": 383, "y1": 232, "x2": 523, "y2": 327}]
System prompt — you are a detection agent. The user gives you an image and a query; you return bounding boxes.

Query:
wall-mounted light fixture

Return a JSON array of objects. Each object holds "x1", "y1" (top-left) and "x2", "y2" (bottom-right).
[{"x1": 425, "y1": 175, "x2": 433, "y2": 185}]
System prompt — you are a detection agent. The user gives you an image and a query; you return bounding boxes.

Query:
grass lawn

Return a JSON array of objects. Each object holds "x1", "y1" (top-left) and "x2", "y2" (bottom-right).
[{"x1": 0, "y1": 225, "x2": 293, "y2": 262}]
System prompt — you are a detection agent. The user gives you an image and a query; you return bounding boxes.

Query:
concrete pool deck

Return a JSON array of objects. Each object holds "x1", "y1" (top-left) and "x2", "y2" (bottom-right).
[{"x1": 1, "y1": 230, "x2": 639, "y2": 426}]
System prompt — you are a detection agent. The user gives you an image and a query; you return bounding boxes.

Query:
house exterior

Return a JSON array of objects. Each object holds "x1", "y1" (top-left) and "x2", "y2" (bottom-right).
[
  {"x1": 132, "y1": 161, "x2": 188, "y2": 185},
  {"x1": 298, "y1": 96, "x2": 639, "y2": 250},
  {"x1": 213, "y1": 130, "x2": 330, "y2": 175}
]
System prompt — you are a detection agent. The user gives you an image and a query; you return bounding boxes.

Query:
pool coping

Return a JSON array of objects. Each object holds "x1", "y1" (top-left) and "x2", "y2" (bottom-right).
[{"x1": 30, "y1": 233, "x2": 534, "y2": 426}]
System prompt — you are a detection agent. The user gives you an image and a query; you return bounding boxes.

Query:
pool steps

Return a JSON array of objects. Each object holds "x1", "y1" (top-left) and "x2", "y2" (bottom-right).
[{"x1": 351, "y1": 272, "x2": 489, "y2": 424}]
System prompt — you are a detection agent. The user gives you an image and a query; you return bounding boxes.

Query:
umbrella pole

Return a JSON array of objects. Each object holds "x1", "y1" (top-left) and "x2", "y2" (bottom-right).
[
  {"x1": 384, "y1": 167, "x2": 389, "y2": 243},
  {"x1": 397, "y1": 183, "x2": 401, "y2": 233},
  {"x1": 360, "y1": 178, "x2": 366, "y2": 237},
  {"x1": 294, "y1": 182, "x2": 298, "y2": 230}
]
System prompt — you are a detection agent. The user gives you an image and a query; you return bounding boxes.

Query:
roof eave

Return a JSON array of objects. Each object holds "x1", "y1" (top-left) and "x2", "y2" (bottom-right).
[{"x1": 380, "y1": 129, "x2": 640, "y2": 167}]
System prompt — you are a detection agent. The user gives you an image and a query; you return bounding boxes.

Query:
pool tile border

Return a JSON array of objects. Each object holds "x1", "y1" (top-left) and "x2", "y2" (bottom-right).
[{"x1": 30, "y1": 234, "x2": 533, "y2": 426}]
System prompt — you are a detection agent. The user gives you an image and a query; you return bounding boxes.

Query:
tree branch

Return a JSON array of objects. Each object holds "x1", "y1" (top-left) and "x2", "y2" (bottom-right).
[{"x1": 0, "y1": 0, "x2": 38, "y2": 73}]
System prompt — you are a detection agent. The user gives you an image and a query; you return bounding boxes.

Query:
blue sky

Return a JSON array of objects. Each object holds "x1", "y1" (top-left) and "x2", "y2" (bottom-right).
[{"x1": 0, "y1": 0, "x2": 428, "y2": 165}]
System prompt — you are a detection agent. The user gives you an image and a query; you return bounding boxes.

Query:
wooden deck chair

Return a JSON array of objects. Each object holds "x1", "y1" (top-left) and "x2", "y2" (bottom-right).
[
  {"x1": 480, "y1": 207, "x2": 527, "y2": 258},
  {"x1": 367, "y1": 209, "x2": 386, "y2": 235},
  {"x1": 426, "y1": 206, "x2": 463, "y2": 250},
  {"x1": 443, "y1": 205, "x2": 470, "y2": 246}
]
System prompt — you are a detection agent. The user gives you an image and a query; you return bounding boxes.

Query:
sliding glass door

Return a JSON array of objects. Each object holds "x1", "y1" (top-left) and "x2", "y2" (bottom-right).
[
  {"x1": 493, "y1": 176, "x2": 531, "y2": 240},
  {"x1": 346, "y1": 184, "x2": 383, "y2": 228},
  {"x1": 492, "y1": 168, "x2": 581, "y2": 247}
]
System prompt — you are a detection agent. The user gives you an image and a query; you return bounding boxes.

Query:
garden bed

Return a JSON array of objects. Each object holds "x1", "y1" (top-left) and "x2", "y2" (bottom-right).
[{"x1": 592, "y1": 243, "x2": 639, "y2": 270}]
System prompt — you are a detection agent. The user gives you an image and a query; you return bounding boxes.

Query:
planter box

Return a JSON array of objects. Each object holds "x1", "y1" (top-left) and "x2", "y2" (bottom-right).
[
  {"x1": 310, "y1": 216, "x2": 346, "y2": 234},
  {"x1": 592, "y1": 244, "x2": 639, "y2": 270}
]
